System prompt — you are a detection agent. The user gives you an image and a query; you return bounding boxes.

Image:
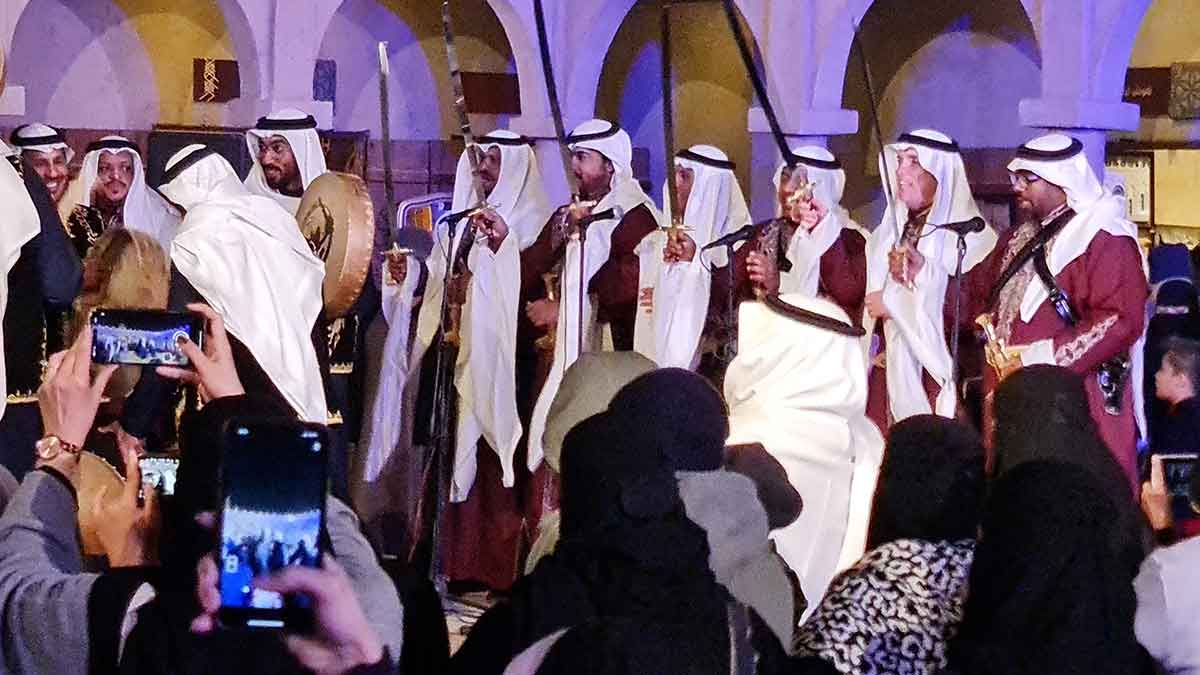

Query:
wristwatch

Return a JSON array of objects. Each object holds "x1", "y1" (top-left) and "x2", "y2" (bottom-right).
[{"x1": 35, "y1": 435, "x2": 81, "y2": 461}]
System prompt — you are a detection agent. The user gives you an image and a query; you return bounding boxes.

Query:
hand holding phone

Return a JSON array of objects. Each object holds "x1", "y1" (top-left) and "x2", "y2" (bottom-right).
[
  {"x1": 156, "y1": 303, "x2": 244, "y2": 402},
  {"x1": 91, "y1": 309, "x2": 203, "y2": 367},
  {"x1": 255, "y1": 558, "x2": 384, "y2": 671},
  {"x1": 38, "y1": 329, "x2": 118, "y2": 454},
  {"x1": 92, "y1": 447, "x2": 161, "y2": 567},
  {"x1": 1142, "y1": 455, "x2": 1173, "y2": 532},
  {"x1": 217, "y1": 418, "x2": 328, "y2": 630}
]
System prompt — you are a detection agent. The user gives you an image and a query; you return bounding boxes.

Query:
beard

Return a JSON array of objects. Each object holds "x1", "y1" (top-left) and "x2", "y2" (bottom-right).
[{"x1": 263, "y1": 165, "x2": 285, "y2": 190}]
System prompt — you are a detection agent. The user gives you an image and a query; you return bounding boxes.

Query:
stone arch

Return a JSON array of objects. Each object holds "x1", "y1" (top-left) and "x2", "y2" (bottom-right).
[
  {"x1": 564, "y1": 0, "x2": 637, "y2": 122},
  {"x1": 213, "y1": 0, "x2": 262, "y2": 102},
  {"x1": 318, "y1": 0, "x2": 513, "y2": 138},
  {"x1": 1094, "y1": 0, "x2": 1154, "y2": 101},
  {"x1": 817, "y1": 0, "x2": 1041, "y2": 113},
  {"x1": 566, "y1": 0, "x2": 766, "y2": 124},
  {"x1": 837, "y1": 0, "x2": 1042, "y2": 224},
  {"x1": 481, "y1": 0, "x2": 546, "y2": 123},
  {"x1": 595, "y1": 1, "x2": 762, "y2": 204},
  {"x1": 5, "y1": 0, "x2": 159, "y2": 128}
]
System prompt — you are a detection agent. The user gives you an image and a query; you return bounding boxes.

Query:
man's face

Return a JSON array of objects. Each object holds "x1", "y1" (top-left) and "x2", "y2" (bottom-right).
[
  {"x1": 25, "y1": 148, "x2": 69, "y2": 204},
  {"x1": 1011, "y1": 169, "x2": 1067, "y2": 221},
  {"x1": 777, "y1": 165, "x2": 809, "y2": 211},
  {"x1": 895, "y1": 148, "x2": 938, "y2": 213},
  {"x1": 571, "y1": 148, "x2": 614, "y2": 200},
  {"x1": 257, "y1": 135, "x2": 303, "y2": 196},
  {"x1": 674, "y1": 164, "x2": 695, "y2": 215},
  {"x1": 475, "y1": 146, "x2": 502, "y2": 198},
  {"x1": 94, "y1": 151, "x2": 134, "y2": 207}
]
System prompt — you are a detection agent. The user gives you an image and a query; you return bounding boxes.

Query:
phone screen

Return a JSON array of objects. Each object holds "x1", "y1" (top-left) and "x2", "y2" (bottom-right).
[
  {"x1": 138, "y1": 455, "x2": 179, "y2": 497},
  {"x1": 90, "y1": 309, "x2": 203, "y2": 366},
  {"x1": 218, "y1": 418, "x2": 328, "y2": 630},
  {"x1": 1159, "y1": 453, "x2": 1199, "y2": 519}
]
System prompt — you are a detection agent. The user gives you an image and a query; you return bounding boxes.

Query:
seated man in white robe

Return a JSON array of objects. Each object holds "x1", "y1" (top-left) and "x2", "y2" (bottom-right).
[
  {"x1": 110, "y1": 145, "x2": 328, "y2": 453},
  {"x1": 725, "y1": 293, "x2": 884, "y2": 621}
]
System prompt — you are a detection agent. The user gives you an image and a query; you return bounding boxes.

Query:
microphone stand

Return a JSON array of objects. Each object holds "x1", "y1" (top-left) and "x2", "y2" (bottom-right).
[
  {"x1": 719, "y1": 242, "x2": 738, "y2": 364},
  {"x1": 427, "y1": 218, "x2": 472, "y2": 592},
  {"x1": 949, "y1": 231, "x2": 969, "y2": 400},
  {"x1": 576, "y1": 222, "x2": 588, "y2": 358}
]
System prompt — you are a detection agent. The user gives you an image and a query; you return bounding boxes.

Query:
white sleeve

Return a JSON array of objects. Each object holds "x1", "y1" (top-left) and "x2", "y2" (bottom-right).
[{"x1": 1133, "y1": 552, "x2": 1172, "y2": 669}]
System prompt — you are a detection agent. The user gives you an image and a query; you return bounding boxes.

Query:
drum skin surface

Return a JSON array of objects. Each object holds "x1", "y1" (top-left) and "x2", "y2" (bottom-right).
[
  {"x1": 77, "y1": 452, "x2": 124, "y2": 556},
  {"x1": 297, "y1": 172, "x2": 374, "y2": 317}
]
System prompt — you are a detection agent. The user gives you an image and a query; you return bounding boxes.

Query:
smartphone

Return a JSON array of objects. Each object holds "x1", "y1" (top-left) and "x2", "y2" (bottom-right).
[
  {"x1": 1158, "y1": 453, "x2": 1199, "y2": 519},
  {"x1": 138, "y1": 455, "x2": 179, "y2": 498},
  {"x1": 90, "y1": 309, "x2": 203, "y2": 366},
  {"x1": 217, "y1": 418, "x2": 328, "y2": 631}
]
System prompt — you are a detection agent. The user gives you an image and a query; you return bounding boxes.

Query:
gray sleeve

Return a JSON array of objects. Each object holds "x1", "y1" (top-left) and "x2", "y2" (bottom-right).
[
  {"x1": 0, "y1": 470, "x2": 98, "y2": 675},
  {"x1": 327, "y1": 496, "x2": 404, "y2": 665}
]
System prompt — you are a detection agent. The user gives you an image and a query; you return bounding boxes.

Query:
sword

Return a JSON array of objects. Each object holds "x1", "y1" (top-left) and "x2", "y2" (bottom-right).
[
  {"x1": 661, "y1": 1, "x2": 682, "y2": 228},
  {"x1": 532, "y1": 0, "x2": 579, "y2": 200},
  {"x1": 441, "y1": 0, "x2": 493, "y2": 223},
  {"x1": 377, "y1": 43, "x2": 396, "y2": 233},
  {"x1": 852, "y1": 19, "x2": 903, "y2": 244},
  {"x1": 720, "y1": 0, "x2": 795, "y2": 172}
]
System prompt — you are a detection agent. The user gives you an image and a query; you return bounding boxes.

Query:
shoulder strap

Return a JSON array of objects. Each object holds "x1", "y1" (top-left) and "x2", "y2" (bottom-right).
[
  {"x1": 763, "y1": 294, "x2": 864, "y2": 336},
  {"x1": 987, "y1": 208, "x2": 1075, "y2": 310},
  {"x1": 1032, "y1": 246, "x2": 1078, "y2": 326}
]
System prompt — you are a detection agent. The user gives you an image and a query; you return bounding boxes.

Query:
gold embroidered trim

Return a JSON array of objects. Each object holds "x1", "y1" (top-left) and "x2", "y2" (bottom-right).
[
  {"x1": 1054, "y1": 314, "x2": 1118, "y2": 367},
  {"x1": 994, "y1": 223, "x2": 1039, "y2": 343},
  {"x1": 326, "y1": 411, "x2": 344, "y2": 426},
  {"x1": 330, "y1": 364, "x2": 354, "y2": 375},
  {"x1": 6, "y1": 393, "x2": 37, "y2": 404}
]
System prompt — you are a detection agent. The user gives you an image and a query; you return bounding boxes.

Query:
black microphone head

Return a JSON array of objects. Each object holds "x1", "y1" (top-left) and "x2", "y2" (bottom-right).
[{"x1": 394, "y1": 227, "x2": 434, "y2": 260}]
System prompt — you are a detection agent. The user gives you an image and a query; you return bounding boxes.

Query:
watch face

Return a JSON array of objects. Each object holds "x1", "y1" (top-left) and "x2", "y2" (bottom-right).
[{"x1": 35, "y1": 437, "x2": 62, "y2": 461}]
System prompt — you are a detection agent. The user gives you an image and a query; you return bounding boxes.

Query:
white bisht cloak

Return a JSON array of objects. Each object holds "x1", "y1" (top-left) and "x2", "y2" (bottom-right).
[
  {"x1": 244, "y1": 109, "x2": 328, "y2": 216},
  {"x1": 863, "y1": 129, "x2": 997, "y2": 423},
  {"x1": 72, "y1": 136, "x2": 181, "y2": 252},
  {"x1": 0, "y1": 142, "x2": 42, "y2": 421},
  {"x1": 407, "y1": 130, "x2": 552, "y2": 501},
  {"x1": 159, "y1": 144, "x2": 327, "y2": 423},
  {"x1": 635, "y1": 144, "x2": 749, "y2": 369},
  {"x1": 725, "y1": 294, "x2": 884, "y2": 622},
  {"x1": 526, "y1": 119, "x2": 660, "y2": 473}
]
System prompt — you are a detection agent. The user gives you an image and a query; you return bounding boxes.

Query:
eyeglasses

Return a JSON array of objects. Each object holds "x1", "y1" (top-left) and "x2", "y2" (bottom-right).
[{"x1": 1008, "y1": 172, "x2": 1041, "y2": 189}]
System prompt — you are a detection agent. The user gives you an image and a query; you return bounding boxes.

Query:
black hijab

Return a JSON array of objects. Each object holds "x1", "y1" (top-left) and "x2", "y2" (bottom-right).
[
  {"x1": 606, "y1": 367, "x2": 727, "y2": 472},
  {"x1": 867, "y1": 414, "x2": 985, "y2": 548},
  {"x1": 450, "y1": 372, "x2": 731, "y2": 675},
  {"x1": 993, "y1": 365, "x2": 1134, "y2": 500},
  {"x1": 946, "y1": 461, "x2": 1148, "y2": 675}
]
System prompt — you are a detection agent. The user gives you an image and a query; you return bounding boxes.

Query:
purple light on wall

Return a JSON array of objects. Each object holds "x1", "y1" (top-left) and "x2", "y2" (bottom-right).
[{"x1": 6, "y1": 0, "x2": 158, "y2": 129}]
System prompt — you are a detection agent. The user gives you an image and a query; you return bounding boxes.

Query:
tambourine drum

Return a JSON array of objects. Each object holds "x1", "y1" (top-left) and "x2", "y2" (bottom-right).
[
  {"x1": 296, "y1": 172, "x2": 375, "y2": 318},
  {"x1": 77, "y1": 451, "x2": 125, "y2": 556}
]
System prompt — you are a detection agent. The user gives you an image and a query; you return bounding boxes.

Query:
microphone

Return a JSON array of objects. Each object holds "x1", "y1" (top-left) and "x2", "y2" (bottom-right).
[
  {"x1": 701, "y1": 223, "x2": 758, "y2": 251},
  {"x1": 442, "y1": 207, "x2": 474, "y2": 226},
  {"x1": 937, "y1": 217, "x2": 986, "y2": 235},
  {"x1": 578, "y1": 205, "x2": 626, "y2": 226}
]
